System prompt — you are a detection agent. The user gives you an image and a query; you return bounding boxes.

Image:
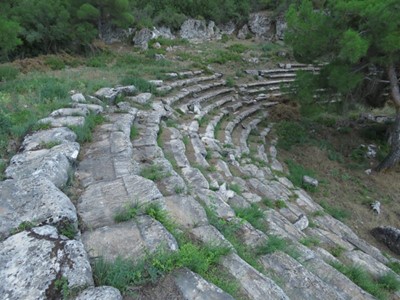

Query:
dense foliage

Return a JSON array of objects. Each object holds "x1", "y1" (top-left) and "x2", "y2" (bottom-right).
[
  {"x1": 0, "y1": 0, "x2": 285, "y2": 61},
  {"x1": 285, "y1": 0, "x2": 400, "y2": 170}
]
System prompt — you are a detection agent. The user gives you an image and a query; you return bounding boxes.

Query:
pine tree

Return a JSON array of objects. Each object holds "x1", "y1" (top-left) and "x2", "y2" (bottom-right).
[{"x1": 285, "y1": 0, "x2": 400, "y2": 171}]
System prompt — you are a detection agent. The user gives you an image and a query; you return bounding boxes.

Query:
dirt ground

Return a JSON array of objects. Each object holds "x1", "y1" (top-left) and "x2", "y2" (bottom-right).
[{"x1": 271, "y1": 103, "x2": 400, "y2": 258}]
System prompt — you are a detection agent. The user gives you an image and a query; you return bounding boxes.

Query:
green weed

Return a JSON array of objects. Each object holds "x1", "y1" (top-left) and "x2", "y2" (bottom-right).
[
  {"x1": 145, "y1": 203, "x2": 176, "y2": 233},
  {"x1": 275, "y1": 200, "x2": 287, "y2": 209},
  {"x1": 207, "y1": 50, "x2": 241, "y2": 65},
  {"x1": 276, "y1": 121, "x2": 309, "y2": 150},
  {"x1": 114, "y1": 202, "x2": 141, "y2": 223},
  {"x1": 256, "y1": 235, "x2": 300, "y2": 259},
  {"x1": 57, "y1": 221, "x2": 77, "y2": 239},
  {"x1": 234, "y1": 204, "x2": 266, "y2": 231},
  {"x1": 285, "y1": 159, "x2": 317, "y2": 191},
  {"x1": 330, "y1": 262, "x2": 400, "y2": 299},
  {"x1": 54, "y1": 276, "x2": 70, "y2": 299},
  {"x1": 0, "y1": 65, "x2": 19, "y2": 81},
  {"x1": 11, "y1": 221, "x2": 36, "y2": 234},
  {"x1": 140, "y1": 164, "x2": 170, "y2": 181},
  {"x1": 227, "y1": 44, "x2": 249, "y2": 54},
  {"x1": 39, "y1": 141, "x2": 61, "y2": 149},
  {"x1": 229, "y1": 183, "x2": 242, "y2": 195},
  {"x1": 44, "y1": 56, "x2": 65, "y2": 70},
  {"x1": 299, "y1": 236, "x2": 320, "y2": 247},
  {"x1": 320, "y1": 201, "x2": 350, "y2": 221},
  {"x1": 69, "y1": 114, "x2": 105, "y2": 143},
  {"x1": 130, "y1": 124, "x2": 139, "y2": 140},
  {"x1": 387, "y1": 262, "x2": 400, "y2": 275},
  {"x1": 329, "y1": 245, "x2": 346, "y2": 258}
]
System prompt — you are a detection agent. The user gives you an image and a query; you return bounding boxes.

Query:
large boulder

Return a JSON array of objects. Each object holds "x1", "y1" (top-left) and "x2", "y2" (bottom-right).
[
  {"x1": 371, "y1": 226, "x2": 400, "y2": 255},
  {"x1": 248, "y1": 12, "x2": 275, "y2": 40},
  {"x1": 133, "y1": 28, "x2": 155, "y2": 49}
]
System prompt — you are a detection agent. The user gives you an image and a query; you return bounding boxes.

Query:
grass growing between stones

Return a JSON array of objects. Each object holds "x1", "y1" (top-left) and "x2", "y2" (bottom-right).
[
  {"x1": 69, "y1": 113, "x2": 105, "y2": 143},
  {"x1": 330, "y1": 262, "x2": 400, "y2": 300},
  {"x1": 97, "y1": 205, "x2": 239, "y2": 297},
  {"x1": 320, "y1": 200, "x2": 351, "y2": 221},
  {"x1": 140, "y1": 164, "x2": 170, "y2": 182},
  {"x1": 233, "y1": 204, "x2": 266, "y2": 232},
  {"x1": 256, "y1": 235, "x2": 299, "y2": 259}
]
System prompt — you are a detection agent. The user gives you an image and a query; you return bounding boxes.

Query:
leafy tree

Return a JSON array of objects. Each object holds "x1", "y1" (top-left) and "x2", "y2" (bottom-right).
[
  {"x1": 0, "y1": 17, "x2": 22, "y2": 60},
  {"x1": 285, "y1": 0, "x2": 400, "y2": 171}
]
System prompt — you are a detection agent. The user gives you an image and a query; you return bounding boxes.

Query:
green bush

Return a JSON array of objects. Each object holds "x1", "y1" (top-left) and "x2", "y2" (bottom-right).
[
  {"x1": 44, "y1": 56, "x2": 65, "y2": 70},
  {"x1": 234, "y1": 204, "x2": 265, "y2": 231},
  {"x1": 0, "y1": 65, "x2": 19, "y2": 81},
  {"x1": 276, "y1": 121, "x2": 309, "y2": 150}
]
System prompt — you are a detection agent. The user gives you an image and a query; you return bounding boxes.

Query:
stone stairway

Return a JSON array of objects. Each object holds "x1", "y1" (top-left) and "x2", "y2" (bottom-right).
[{"x1": 1, "y1": 64, "x2": 399, "y2": 300}]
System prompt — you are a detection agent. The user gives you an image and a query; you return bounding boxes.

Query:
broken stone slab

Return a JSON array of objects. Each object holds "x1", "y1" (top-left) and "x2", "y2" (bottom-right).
[
  {"x1": 247, "y1": 178, "x2": 292, "y2": 201},
  {"x1": 49, "y1": 107, "x2": 89, "y2": 118},
  {"x1": 221, "y1": 253, "x2": 289, "y2": 300},
  {"x1": 164, "y1": 195, "x2": 208, "y2": 229},
  {"x1": 94, "y1": 86, "x2": 136, "y2": 103},
  {"x1": 303, "y1": 175, "x2": 319, "y2": 187},
  {"x1": 77, "y1": 174, "x2": 163, "y2": 229},
  {"x1": 259, "y1": 252, "x2": 346, "y2": 300},
  {"x1": 126, "y1": 93, "x2": 152, "y2": 104},
  {"x1": 305, "y1": 227, "x2": 355, "y2": 252},
  {"x1": 6, "y1": 142, "x2": 80, "y2": 188},
  {"x1": 371, "y1": 226, "x2": 400, "y2": 255},
  {"x1": 304, "y1": 257, "x2": 376, "y2": 300},
  {"x1": 264, "y1": 210, "x2": 306, "y2": 241},
  {"x1": 190, "y1": 225, "x2": 234, "y2": 250},
  {"x1": 342, "y1": 250, "x2": 395, "y2": 279},
  {"x1": 294, "y1": 189, "x2": 322, "y2": 213},
  {"x1": 21, "y1": 127, "x2": 77, "y2": 151},
  {"x1": 71, "y1": 92, "x2": 86, "y2": 103},
  {"x1": 182, "y1": 167, "x2": 209, "y2": 190},
  {"x1": 38, "y1": 116, "x2": 86, "y2": 128},
  {"x1": 72, "y1": 103, "x2": 104, "y2": 114},
  {"x1": 0, "y1": 226, "x2": 93, "y2": 300},
  {"x1": 231, "y1": 218, "x2": 268, "y2": 248},
  {"x1": 344, "y1": 234, "x2": 389, "y2": 265},
  {"x1": 292, "y1": 214, "x2": 309, "y2": 231},
  {"x1": 0, "y1": 177, "x2": 77, "y2": 240},
  {"x1": 76, "y1": 286, "x2": 122, "y2": 300},
  {"x1": 195, "y1": 189, "x2": 235, "y2": 219},
  {"x1": 82, "y1": 216, "x2": 178, "y2": 262},
  {"x1": 168, "y1": 139, "x2": 190, "y2": 168},
  {"x1": 173, "y1": 268, "x2": 235, "y2": 300}
]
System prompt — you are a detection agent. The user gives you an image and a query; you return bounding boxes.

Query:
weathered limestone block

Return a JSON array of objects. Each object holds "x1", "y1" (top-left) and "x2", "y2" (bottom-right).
[
  {"x1": 190, "y1": 225, "x2": 234, "y2": 250},
  {"x1": 77, "y1": 174, "x2": 163, "y2": 229},
  {"x1": 49, "y1": 107, "x2": 89, "y2": 118},
  {"x1": 38, "y1": 116, "x2": 85, "y2": 128},
  {"x1": 304, "y1": 258, "x2": 376, "y2": 300},
  {"x1": 82, "y1": 216, "x2": 178, "y2": 262},
  {"x1": 173, "y1": 268, "x2": 235, "y2": 300},
  {"x1": 0, "y1": 177, "x2": 77, "y2": 239},
  {"x1": 221, "y1": 253, "x2": 289, "y2": 300},
  {"x1": 259, "y1": 252, "x2": 346, "y2": 300},
  {"x1": 164, "y1": 195, "x2": 208, "y2": 229},
  {"x1": 6, "y1": 142, "x2": 79, "y2": 188},
  {"x1": 195, "y1": 189, "x2": 235, "y2": 219},
  {"x1": 76, "y1": 286, "x2": 122, "y2": 300},
  {"x1": 0, "y1": 226, "x2": 93, "y2": 300},
  {"x1": 21, "y1": 127, "x2": 77, "y2": 151}
]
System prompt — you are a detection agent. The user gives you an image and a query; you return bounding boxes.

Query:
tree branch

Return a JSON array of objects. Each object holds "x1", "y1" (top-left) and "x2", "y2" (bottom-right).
[{"x1": 388, "y1": 64, "x2": 400, "y2": 109}]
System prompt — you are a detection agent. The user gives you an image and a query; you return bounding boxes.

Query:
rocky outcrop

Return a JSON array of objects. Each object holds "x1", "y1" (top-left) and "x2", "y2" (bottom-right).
[
  {"x1": 179, "y1": 19, "x2": 219, "y2": 41},
  {"x1": 371, "y1": 226, "x2": 400, "y2": 255}
]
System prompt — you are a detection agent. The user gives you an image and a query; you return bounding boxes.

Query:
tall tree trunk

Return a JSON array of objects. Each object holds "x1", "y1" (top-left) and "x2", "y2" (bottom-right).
[{"x1": 375, "y1": 64, "x2": 400, "y2": 172}]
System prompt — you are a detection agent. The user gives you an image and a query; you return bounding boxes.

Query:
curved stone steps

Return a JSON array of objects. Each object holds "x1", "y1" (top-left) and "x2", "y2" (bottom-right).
[
  {"x1": 177, "y1": 87, "x2": 235, "y2": 114},
  {"x1": 162, "y1": 79, "x2": 226, "y2": 106},
  {"x1": 165, "y1": 70, "x2": 204, "y2": 79},
  {"x1": 162, "y1": 72, "x2": 223, "y2": 90}
]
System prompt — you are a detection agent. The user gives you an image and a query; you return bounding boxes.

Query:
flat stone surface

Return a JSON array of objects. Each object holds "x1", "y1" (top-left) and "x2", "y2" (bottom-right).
[
  {"x1": 173, "y1": 268, "x2": 235, "y2": 300},
  {"x1": 49, "y1": 107, "x2": 89, "y2": 118},
  {"x1": 247, "y1": 178, "x2": 292, "y2": 201},
  {"x1": 190, "y1": 225, "x2": 234, "y2": 250},
  {"x1": 182, "y1": 167, "x2": 209, "y2": 190},
  {"x1": 304, "y1": 258, "x2": 375, "y2": 300},
  {"x1": 195, "y1": 189, "x2": 235, "y2": 219},
  {"x1": 21, "y1": 127, "x2": 77, "y2": 151},
  {"x1": 259, "y1": 252, "x2": 346, "y2": 300},
  {"x1": 76, "y1": 286, "x2": 122, "y2": 300},
  {"x1": 0, "y1": 177, "x2": 77, "y2": 239},
  {"x1": 0, "y1": 226, "x2": 93, "y2": 300},
  {"x1": 265, "y1": 210, "x2": 306, "y2": 241},
  {"x1": 77, "y1": 174, "x2": 163, "y2": 229},
  {"x1": 126, "y1": 93, "x2": 152, "y2": 104},
  {"x1": 164, "y1": 195, "x2": 208, "y2": 229},
  {"x1": 73, "y1": 103, "x2": 104, "y2": 114},
  {"x1": 38, "y1": 116, "x2": 85, "y2": 127},
  {"x1": 82, "y1": 216, "x2": 178, "y2": 262},
  {"x1": 221, "y1": 253, "x2": 289, "y2": 300},
  {"x1": 6, "y1": 142, "x2": 79, "y2": 188}
]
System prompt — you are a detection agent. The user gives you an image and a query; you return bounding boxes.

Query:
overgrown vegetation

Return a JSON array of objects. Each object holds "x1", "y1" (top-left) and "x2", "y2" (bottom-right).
[
  {"x1": 69, "y1": 113, "x2": 105, "y2": 143},
  {"x1": 233, "y1": 204, "x2": 266, "y2": 231},
  {"x1": 140, "y1": 164, "x2": 170, "y2": 182}
]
